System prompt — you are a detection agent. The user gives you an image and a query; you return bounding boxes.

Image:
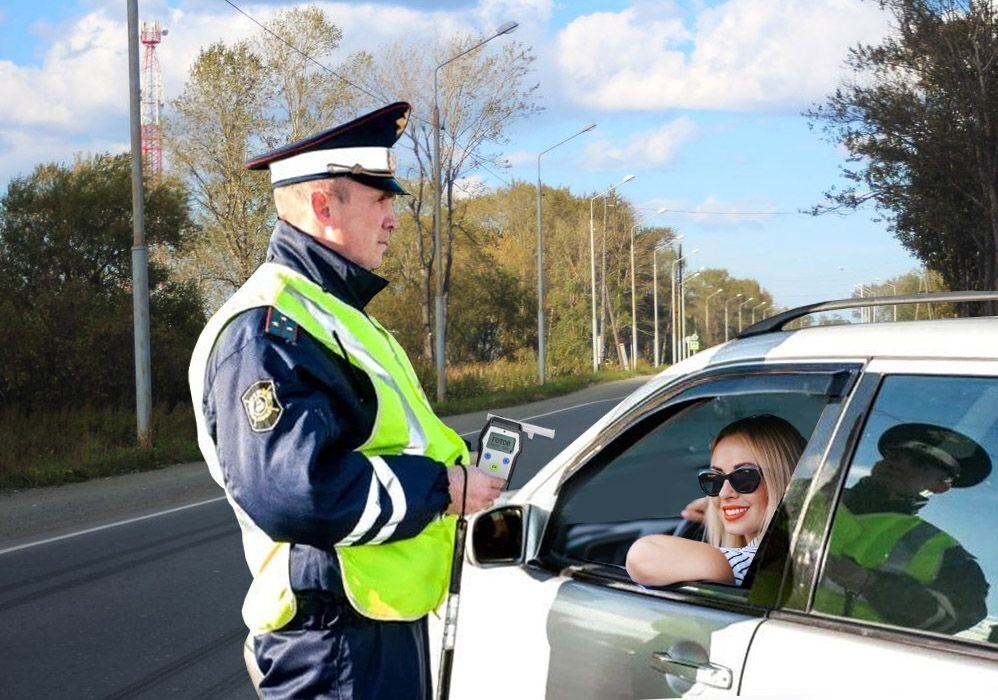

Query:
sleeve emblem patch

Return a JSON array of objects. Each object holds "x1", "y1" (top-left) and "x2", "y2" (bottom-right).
[{"x1": 241, "y1": 379, "x2": 283, "y2": 432}]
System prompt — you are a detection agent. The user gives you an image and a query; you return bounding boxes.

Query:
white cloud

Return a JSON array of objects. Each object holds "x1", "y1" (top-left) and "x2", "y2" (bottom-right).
[
  {"x1": 503, "y1": 149, "x2": 536, "y2": 167},
  {"x1": 583, "y1": 116, "x2": 697, "y2": 169},
  {"x1": 0, "y1": 10, "x2": 125, "y2": 130},
  {"x1": 452, "y1": 173, "x2": 490, "y2": 199},
  {"x1": 556, "y1": 0, "x2": 891, "y2": 111}
]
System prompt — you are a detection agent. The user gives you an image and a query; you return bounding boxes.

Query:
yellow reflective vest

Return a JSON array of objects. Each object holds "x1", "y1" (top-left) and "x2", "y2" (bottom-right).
[
  {"x1": 190, "y1": 261, "x2": 468, "y2": 632},
  {"x1": 815, "y1": 505, "x2": 958, "y2": 626}
]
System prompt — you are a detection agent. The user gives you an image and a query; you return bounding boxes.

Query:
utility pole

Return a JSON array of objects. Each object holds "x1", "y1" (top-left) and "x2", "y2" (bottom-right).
[{"x1": 127, "y1": 0, "x2": 152, "y2": 447}]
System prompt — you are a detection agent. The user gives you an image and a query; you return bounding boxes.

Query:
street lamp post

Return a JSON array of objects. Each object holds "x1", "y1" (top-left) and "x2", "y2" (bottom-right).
[
  {"x1": 670, "y1": 248, "x2": 698, "y2": 364},
  {"x1": 590, "y1": 175, "x2": 635, "y2": 371},
  {"x1": 854, "y1": 282, "x2": 868, "y2": 323},
  {"x1": 433, "y1": 20, "x2": 518, "y2": 402},
  {"x1": 876, "y1": 278, "x2": 898, "y2": 322},
  {"x1": 724, "y1": 294, "x2": 743, "y2": 342},
  {"x1": 652, "y1": 247, "x2": 662, "y2": 366},
  {"x1": 737, "y1": 296, "x2": 755, "y2": 333},
  {"x1": 652, "y1": 235, "x2": 682, "y2": 366},
  {"x1": 629, "y1": 207, "x2": 667, "y2": 368},
  {"x1": 680, "y1": 268, "x2": 703, "y2": 359},
  {"x1": 536, "y1": 123, "x2": 596, "y2": 384},
  {"x1": 704, "y1": 288, "x2": 724, "y2": 345},
  {"x1": 750, "y1": 301, "x2": 768, "y2": 325}
]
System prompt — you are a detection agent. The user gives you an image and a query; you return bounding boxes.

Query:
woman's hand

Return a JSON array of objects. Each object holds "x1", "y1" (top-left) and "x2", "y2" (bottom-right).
[{"x1": 680, "y1": 496, "x2": 709, "y2": 523}]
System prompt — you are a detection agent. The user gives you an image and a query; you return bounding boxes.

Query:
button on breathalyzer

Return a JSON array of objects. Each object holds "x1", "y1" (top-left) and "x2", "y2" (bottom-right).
[{"x1": 476, "y1": 418, "x2": 522, "y2": 484}]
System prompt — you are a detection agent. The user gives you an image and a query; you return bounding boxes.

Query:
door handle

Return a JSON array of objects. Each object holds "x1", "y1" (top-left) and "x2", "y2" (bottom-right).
[{"x1": 649, "y1": 650, "x2": 732, "y2": 690}]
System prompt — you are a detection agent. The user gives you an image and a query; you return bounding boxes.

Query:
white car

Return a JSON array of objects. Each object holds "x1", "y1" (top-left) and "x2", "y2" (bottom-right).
[{"x1": 438, "y1": 292, "x2": 998, "y2": 698}]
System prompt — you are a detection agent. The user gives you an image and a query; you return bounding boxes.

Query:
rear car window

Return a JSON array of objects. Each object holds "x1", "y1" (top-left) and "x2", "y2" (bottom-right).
[{"x1": 814, "y1": 374, "x2": 998, "y2": 644}]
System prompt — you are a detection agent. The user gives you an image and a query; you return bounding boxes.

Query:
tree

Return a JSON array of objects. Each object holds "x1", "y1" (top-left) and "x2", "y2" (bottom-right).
[
  {"x1": 809, "y1": 0, "x2": 998, "y2": 311},
  {"x1": 165, "y1": 6, "x2": 368, "y2": 310},
  {"x1": 361, "y1": 34, "x2": 541, "y2": 362},
  {"x1": 0, "y1": 154, "x2": 203, "y2": 408}
]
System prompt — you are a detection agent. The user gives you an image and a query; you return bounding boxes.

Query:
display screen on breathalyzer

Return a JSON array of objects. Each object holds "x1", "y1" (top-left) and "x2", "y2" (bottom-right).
[{"x1": 485, "y1": 432, "x2": 516, "y2": 453}]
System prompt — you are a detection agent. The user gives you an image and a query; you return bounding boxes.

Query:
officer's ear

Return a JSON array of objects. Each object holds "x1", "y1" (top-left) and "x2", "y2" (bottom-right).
[{"x1": 310, "y1": 187, "x2": 333, "y2": 224}]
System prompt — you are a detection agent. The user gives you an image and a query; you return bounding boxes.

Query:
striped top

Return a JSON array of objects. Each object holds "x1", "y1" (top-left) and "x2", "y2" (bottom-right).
[{"x1": 719, "y1": 542, "x2": 759, "y2": 586}]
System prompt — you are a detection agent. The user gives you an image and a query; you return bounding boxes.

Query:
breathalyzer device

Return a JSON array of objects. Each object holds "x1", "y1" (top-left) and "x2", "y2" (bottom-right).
[
  {"x1": 437, "y1": 414, "x2": 555, "y2": 700},
  {"x1": 474, "y1": 414, "x2": 556, "y2": 487}
]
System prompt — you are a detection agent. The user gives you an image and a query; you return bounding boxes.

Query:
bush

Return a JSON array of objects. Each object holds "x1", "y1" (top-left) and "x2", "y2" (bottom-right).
[{"x1": 0, "y1": 403, "x2": 200, "y2": 489}]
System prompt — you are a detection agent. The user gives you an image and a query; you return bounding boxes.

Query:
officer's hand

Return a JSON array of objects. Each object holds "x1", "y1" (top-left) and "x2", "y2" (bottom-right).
[
  {"x1": 823, "y1": 554, "x2": 874, "y2": 594},
  {"x1": 446, "y1": 466, "x2": 504, "y2": 516}
]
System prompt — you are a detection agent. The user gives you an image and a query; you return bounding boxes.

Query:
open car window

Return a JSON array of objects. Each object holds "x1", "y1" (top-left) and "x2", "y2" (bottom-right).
[{"x1": 538, "y1": 368, "x2": 853, "y2": 583}]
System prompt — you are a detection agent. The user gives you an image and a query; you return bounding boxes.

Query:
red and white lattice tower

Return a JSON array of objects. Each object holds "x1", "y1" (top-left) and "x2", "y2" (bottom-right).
[{"x1": 140, "y1": 21, "x2": 167, "y2": 177}]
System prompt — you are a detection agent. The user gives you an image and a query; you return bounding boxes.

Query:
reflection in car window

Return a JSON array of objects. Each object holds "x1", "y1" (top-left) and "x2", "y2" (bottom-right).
[
  {"x1": 815, "y1": 375, "x2": 998, "y2": 643},
  {"x1": 542, "y1": 385, "x2": 829, "y2": 572}
]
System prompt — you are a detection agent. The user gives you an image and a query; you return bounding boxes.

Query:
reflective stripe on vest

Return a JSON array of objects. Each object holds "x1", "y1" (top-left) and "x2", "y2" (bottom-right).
[
  {"x1": 189, "y1": 262, "x2": 468, "y2": 631},
  {"x1": 815, "y1": 507, "x2": 958, "y2": 629}
]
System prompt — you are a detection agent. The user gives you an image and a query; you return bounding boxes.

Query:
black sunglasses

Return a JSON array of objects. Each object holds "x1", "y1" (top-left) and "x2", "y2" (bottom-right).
[{"x1": 698, "y1": 464, "x2": 763, "y2": 497}]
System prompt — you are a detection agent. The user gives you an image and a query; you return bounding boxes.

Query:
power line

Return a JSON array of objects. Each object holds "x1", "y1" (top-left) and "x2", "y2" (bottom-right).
[
  {"x1": 220, "y1": 0, "x2": 385, "y2": 104},
  {"x1": 665, "y1": 208, "x2": 805, "y2": 216},
  {"x1": 221, "y1": 0, "x2": 507, "y2": 186}
]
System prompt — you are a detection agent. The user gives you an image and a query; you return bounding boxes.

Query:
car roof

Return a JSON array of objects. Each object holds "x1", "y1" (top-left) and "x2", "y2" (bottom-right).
[
  {"x1": 515, "y1": 315, "x2": 998, "y2": 503},
  {"x1": 646, "y1": 315, "x2": 998, "y2": 396}
]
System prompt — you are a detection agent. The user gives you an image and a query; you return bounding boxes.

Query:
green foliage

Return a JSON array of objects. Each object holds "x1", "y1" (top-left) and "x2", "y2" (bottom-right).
[
  {"x1": 165, "y1": 6, "x2": 367, "y2": 310},
  {"x1": 808, "y1": 0, "x2": 998, "y2": 304},
  {"x1": 0, "y1": 154, "x2": 205, "y2": 408},
  {"x1": 356, "y1": 33, "x2": 541, "y2": 360},
  {"x1": 0, "y1": 403, "x2": 200, "y2": 489}
]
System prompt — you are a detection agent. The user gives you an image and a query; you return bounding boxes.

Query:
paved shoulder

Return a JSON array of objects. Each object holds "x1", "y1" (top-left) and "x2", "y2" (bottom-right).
[
  {"x1": 443, "y1": 375, "x2": 652, "y2": 436},
  {"x1": 0, "y1": 376, "x2": 654, "y2": 550},
  {"x1": 0, "y1": 462, "x2": 222, "y2": 550}
]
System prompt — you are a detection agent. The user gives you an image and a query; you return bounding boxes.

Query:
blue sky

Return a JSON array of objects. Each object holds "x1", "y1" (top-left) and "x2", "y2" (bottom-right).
[{"x1": 0, "y1": 0, "x2": 921, "y2": 307}]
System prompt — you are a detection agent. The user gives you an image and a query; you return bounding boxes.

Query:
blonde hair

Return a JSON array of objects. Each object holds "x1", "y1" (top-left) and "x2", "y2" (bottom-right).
[{"x1": 704, "y1": 414, "x2": 805, "y2": 548}]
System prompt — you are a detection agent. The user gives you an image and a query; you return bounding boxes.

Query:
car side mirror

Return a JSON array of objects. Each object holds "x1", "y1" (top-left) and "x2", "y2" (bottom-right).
[{"x1": 468, "y1": 505, "x2": 526, "y2": 566}]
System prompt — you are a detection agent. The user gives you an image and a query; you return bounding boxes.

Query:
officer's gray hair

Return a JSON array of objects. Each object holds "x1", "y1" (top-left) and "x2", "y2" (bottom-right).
[{"x1": 273, "y1": 178, "x2": 352, "y2": 222}]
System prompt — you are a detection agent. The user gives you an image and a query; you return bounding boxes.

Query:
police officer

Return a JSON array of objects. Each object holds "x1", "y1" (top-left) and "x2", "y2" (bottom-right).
[
  {"x1": 818, "y1": 422, "x2": 991, "y2": 634},
  {"x1": 189, "y1": 102, "x2": 505, "y2": 699}
]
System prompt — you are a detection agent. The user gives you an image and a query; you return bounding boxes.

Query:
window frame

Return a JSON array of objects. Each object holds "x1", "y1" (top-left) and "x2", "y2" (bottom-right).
[
  {"x1": 788, "y1": 365, "x2": 998, "y2": 661},
  {"x1": 531, "y1": 361, "x2": 862, "y2": 612}
]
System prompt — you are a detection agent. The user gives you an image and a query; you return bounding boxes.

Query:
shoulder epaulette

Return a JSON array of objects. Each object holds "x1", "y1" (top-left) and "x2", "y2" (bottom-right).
[{"x1": 264, "y1": 307, "x2": 299, "y2": 343}]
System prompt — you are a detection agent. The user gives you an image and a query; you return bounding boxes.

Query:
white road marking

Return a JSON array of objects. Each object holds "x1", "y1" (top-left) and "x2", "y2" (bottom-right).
[
  {"x1": 456, "y1": 395, "x2": 627, "y2": 438},
  {"x1": 3, "y1": 392, "x2": 632, "y2": 555},
  {"x1": 0, "y1": 496, "x2": 227, "y2": 556}
]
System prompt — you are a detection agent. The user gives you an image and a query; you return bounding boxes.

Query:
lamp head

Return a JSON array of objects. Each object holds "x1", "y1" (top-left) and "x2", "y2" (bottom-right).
[{"x1": 496, "y1": 21, "x2": 519, "y2": 35}]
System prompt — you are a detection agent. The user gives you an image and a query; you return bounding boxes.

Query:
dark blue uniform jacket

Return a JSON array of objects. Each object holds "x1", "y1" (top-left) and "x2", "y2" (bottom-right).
[{"x1": 201, "y1": 220, "x2": 452, "y2": 597}]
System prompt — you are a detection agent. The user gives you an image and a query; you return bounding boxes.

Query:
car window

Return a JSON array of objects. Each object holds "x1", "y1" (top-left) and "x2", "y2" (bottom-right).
[
  {"x1": 540, "y1": 373, "x2": 837, "y2": 575},
  {"x1": 814, "y1": 374, "x2": 998, "y2": 645}
]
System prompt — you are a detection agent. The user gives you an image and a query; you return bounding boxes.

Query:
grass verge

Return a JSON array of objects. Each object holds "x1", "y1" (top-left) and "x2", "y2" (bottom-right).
[{"x1": 0, "y1": 365, "x2": 659, "y2": 491}]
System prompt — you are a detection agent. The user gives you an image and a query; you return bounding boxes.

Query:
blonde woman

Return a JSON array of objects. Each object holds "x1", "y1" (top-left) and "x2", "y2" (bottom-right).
[{"x1": 626, "y1": 414, "x2": 805, "y2": 586}]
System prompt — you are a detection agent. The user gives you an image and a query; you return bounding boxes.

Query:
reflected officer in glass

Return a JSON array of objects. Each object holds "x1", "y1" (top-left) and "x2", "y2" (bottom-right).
[{"x1": 818, "y1": 423, "x2": 992, "y2": 634}]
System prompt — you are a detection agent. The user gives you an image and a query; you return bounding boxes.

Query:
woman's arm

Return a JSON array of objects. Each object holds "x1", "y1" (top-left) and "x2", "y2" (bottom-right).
[{"x1": 626, "y1": 534, "x2": 735, "y2": 586}]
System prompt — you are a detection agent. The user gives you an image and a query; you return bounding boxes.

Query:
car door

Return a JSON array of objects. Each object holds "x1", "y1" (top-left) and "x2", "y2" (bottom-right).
[
  {"x1": 448, "y1": 363, "x2": 858, "y2": 699},
  {"x1": 742, "y1": 361, "x2": 998, "y2": 695}
]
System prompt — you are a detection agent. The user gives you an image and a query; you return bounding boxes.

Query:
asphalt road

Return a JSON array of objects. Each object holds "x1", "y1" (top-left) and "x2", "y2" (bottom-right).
[{"x1": 0, "y1": 376, "x2": 649, "y2": 699}]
